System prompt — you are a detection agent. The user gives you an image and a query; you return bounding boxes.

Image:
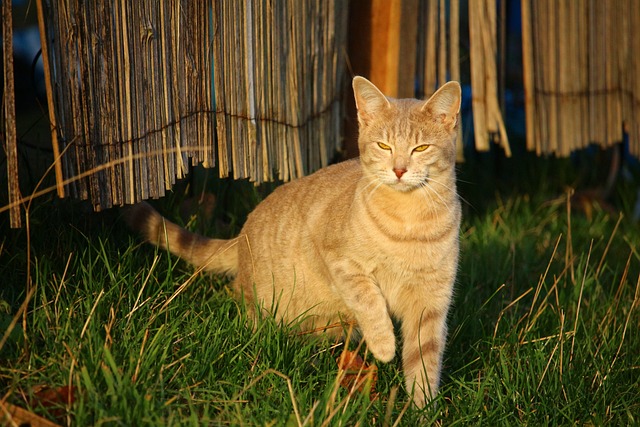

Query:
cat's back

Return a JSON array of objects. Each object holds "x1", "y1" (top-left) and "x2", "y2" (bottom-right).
[
  {"x1": 242, "y1": 159, "x2": 361, "y2": 234},
  {"x1": 282, "y1": 158, "x2": 361, "y2": 196},
  {"x1": 251, "y1": 160, "x2": 359, "y2": 213}
]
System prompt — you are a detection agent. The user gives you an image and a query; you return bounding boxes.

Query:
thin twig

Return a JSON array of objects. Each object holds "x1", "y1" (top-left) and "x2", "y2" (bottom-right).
[{"x1": 569, "y1": 240, "x2": 593, "y2": 364}]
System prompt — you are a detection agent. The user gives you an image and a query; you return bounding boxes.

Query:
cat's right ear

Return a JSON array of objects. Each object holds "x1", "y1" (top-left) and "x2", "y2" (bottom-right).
[{"x1": 353, "y1": 76, "x2": 391, "y2": 125}]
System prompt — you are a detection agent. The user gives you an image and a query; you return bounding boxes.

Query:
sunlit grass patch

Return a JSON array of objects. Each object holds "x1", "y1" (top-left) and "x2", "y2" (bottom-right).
[{"x1": 2, "y1": 170, "x2": 639, "y2": 425}]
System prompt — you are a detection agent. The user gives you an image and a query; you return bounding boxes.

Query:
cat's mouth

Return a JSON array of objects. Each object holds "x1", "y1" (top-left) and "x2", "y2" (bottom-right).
[
  {"x1": 389, "y1": 177, "x2": 423, "y2": 192},
  {"x1": 388, "y1": 168, "x2": 430, "y2": 190},
  {"x1": 374, "y1": 169, "x2": 428, "y2": 192}
]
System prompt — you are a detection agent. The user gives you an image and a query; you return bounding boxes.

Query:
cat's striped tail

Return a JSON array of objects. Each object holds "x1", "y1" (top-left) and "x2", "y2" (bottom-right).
[{"x1": 124, "y1": 202, "x2": 238, "y2": 275}]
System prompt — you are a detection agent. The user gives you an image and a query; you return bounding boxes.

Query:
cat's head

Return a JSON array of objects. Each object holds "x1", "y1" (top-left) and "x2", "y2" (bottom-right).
[{"x1": 353, "y1": 76, "x2": 461, "y2": 192}]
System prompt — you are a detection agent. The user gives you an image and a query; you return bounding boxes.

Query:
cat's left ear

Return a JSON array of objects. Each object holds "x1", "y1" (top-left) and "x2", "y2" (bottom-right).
[{"x1": 421, "y1": 81, "x2": 461, "y2": 130}]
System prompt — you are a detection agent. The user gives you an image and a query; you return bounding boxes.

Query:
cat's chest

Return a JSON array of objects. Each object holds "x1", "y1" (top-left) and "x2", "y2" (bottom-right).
[
  {"x1": 353, "y1": 201, "x2": 458, "y2": 248},
  {"x1": 373, "y1": 239, "x2": 445, "y2": 270},
  {"x1": 344, "y1": 203, "x2": 460, "y2": 279},
  {"x1": 340, "y1": 226, "x2": 454, "y2": 283}
]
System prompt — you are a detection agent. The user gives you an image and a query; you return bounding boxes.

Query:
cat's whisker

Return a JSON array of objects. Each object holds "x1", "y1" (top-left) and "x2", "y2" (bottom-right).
[
  {"x1": 421, "y1": 181, "x2": 453, "y2": 217},
  {"x1": 427, "y1": 180, "x2": 452, "y2": 212},
  {"x1": 424, "y1": 176, "x2": 454, "y2": 194},
  {"x1": 365, "y1": 181, "x2": 384, "y2": 202},
  {"x1": 354, "y1": 175, "x2": 385, "y2": 204},
  {"x1": 427, "y1": 176, "x2": 472, "y2": 210},
  {"x1": 354, "y1": 175, "x2": 380, "y2": 199},
  {"x1": 370, "y1": 174, "x2": 389, "y2": 196},
  {"x1": 418, "y1": 184, "x2": 441, "y2": 222}
]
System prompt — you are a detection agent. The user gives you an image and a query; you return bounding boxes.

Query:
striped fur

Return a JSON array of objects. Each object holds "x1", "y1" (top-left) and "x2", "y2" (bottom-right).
[
  {"x1": 124, "y1": 201, "x2": 238, "y2": 275},
  {"x1": 127, "y1": 76, "x2": 461, "y2": 407}
]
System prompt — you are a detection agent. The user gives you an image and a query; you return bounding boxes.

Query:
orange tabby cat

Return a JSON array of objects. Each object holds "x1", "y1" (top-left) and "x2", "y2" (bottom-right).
[{"x1": 127, "y1": 76, "x2": 461, "y2": 407}]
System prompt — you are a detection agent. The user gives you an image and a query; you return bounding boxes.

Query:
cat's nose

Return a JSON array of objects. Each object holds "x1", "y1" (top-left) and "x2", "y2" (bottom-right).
[{"x1": 393, "y1": 168, "x2": 407, "y2": 179}]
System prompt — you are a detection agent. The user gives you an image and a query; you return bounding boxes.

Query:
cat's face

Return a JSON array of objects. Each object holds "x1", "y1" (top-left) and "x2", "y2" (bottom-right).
[{"x1": 353, "y1": 77, "x2": 461, "y2": 193}]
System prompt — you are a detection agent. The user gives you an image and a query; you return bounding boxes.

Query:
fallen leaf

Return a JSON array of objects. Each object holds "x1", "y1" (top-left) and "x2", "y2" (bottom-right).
[
  {"x1": 30, "y1": 385, "x2": 76, "y2": 423},
  {"x1": 0, "y1": 401, "x2": 62, "y2": 427},
  {"x1": 336, "y1": 349, "x2": 378, "y2": 394}
]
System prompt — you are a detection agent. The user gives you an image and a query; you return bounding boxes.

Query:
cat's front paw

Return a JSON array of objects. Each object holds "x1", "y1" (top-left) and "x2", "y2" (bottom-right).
[{"x1": 366, "y1": 333, "x2": 396, "y2": 363}]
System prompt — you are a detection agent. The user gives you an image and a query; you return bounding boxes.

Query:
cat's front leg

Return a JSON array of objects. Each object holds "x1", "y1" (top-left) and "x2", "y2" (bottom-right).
[
  {"x1": 399, "y1": 304, "x2": 449, "y2": 407},
  {"x1": 334, "y1": 272, "x2": 396, "y2": 362}
]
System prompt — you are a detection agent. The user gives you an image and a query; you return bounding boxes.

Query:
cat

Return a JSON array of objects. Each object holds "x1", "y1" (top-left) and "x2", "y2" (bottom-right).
[{"x1": 126, "y1": 76, "x2": 462, "y2": 407}]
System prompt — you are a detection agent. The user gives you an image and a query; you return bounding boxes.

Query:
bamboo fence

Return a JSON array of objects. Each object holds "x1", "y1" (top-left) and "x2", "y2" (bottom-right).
[
  {"x1": 417, "y1": 0, "x2": 511, "y2": 160},
  {"x1": 467, "y1": 0, "x2": 511, "y2": 157},
  {"x1": 417, "y1": 0, "x2": 465, "y2": 161},
  {"x1": 522, "y1": 0, "x2": 640, "y2": 157},
  {"x1": 32, "y1": 0, "x2": 346, "y2": 211},
  {"x1": 4, "y1": 0, "x2": 639, "y2": 227},
  {"x1": 211, "y1": 1, "x2": 346, "y2": 183}
]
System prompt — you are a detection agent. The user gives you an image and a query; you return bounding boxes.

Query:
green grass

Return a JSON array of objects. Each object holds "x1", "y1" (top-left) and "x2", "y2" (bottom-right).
[{"x1": 1, "y1": 155, "x2": 639, "y2": 425}]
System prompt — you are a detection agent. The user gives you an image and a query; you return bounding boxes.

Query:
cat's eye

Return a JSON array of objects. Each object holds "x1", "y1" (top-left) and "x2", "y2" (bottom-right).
[
  {"x1": 413, "y1": 144, "x2": 430, "y2": 153},
  {"x1": 377, "y1": 142, "x2": 392, "y2": 151}
]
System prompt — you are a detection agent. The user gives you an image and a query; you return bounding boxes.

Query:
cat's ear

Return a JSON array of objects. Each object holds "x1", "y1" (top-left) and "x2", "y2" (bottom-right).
[
  {"x1": 353, "y1": 76, "x2": 391, "y2": 124},
  {"x1": 421, "y1": 81, "x2": 461, "y2": 130}
]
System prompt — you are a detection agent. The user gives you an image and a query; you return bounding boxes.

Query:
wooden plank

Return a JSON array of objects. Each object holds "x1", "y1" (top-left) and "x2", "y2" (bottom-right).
[
  {"x1": 398, "y1": 0, "x2": 419, "y2": 98},
  {"x1": 576, "y1": 0, "x2": 589, "y2": 150},
  {"x1": 424, "y1": 0, "x2": 438, "y2": 95},
  {"x1": 521, "y1": 0, "x2": 537, "y2": 153},
  {"x1": 3, "y1": 0, "x2": 21, "y2": 227},
  {"x1": 468, "y1": 0, "x2": 488, "y2": 151},
  {"x1": 369, "y1": 0, "x2": 418, "y2": 98},
  {"x1": 35, "y1": 0, "x2": 64, "y2": 199},
  {"x1": 557, "y1": 0, "x2": 570, "y2": 156},
  {"x1": 438, "y1": 0, "x2": 446, "y2": 86},
  {"x1": 450, "y1": 0, "x2": 464, "y2": 162}
]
